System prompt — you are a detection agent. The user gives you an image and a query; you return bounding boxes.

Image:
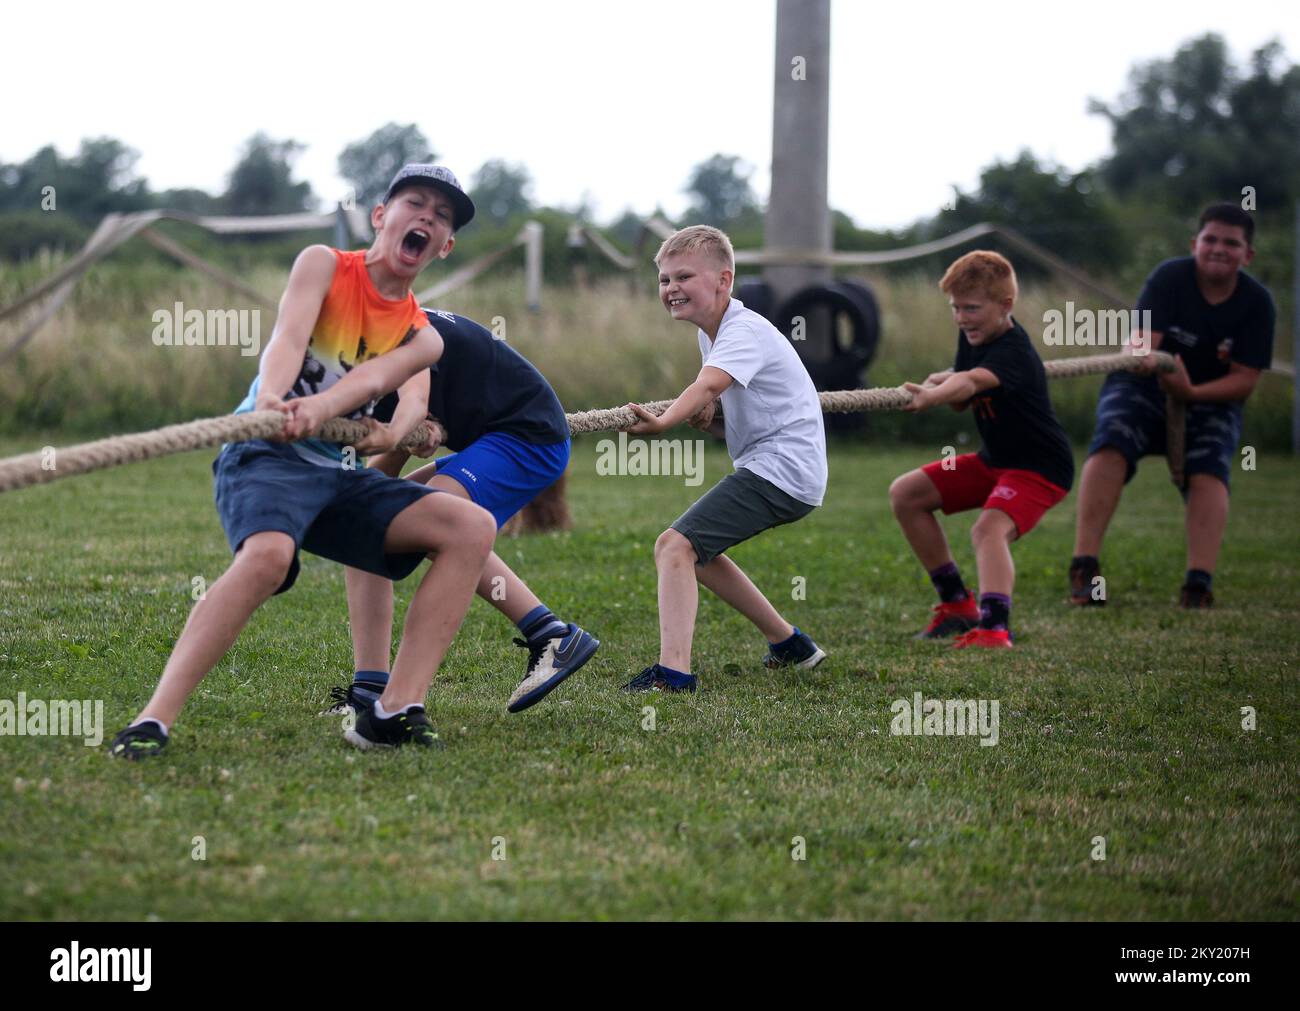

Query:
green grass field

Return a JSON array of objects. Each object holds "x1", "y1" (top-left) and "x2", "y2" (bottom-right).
[{"x1": 0, "y1": 437, "x2": 1296, "y2": 920}]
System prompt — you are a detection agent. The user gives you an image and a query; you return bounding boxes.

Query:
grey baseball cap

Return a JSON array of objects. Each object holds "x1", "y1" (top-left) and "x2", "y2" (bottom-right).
[{"x1": 383, "y1": 164, "x2": 475, "y2": 231}]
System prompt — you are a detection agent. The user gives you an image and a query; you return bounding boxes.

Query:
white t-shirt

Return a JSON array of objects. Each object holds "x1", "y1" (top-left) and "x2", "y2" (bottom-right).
[{"x1": 698, "y1": 298, "x2": 828, "y2": 506}]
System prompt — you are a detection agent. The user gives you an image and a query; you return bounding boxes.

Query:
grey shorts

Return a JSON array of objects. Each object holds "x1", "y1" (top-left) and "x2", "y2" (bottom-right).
[{"x1": 670, "y1": 468, "x2": 816, "y2": 565}]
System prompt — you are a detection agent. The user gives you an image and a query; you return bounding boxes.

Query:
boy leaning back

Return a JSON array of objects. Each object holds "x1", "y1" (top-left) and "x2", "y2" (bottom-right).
[
  {"x1": 110, "y1": 164, "x2": 497, "y2": 756},
  {"x1": 889, "y1": 251, "x2": 1073, "y2": 648},
  {"x1": 623, "y1": 225, "x2": 828, "y2": 692}
]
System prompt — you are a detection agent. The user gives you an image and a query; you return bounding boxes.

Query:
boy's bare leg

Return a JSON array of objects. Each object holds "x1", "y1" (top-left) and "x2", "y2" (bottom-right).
[
  {"x1": 1185, "y1": 474, "x2": 1229, "y2": 573},
  {"x1": 378, "y1": 493, "x2": 497, "y2": 709},
  {"x1": 346, "y1": 567, "x2": 394, "y2": 671},
  {"x1": 889, "y1": 469, "x2": 952, "y2": 570},
  {"x1": 136, "y1": 531, "x2": 295, "y2": 728},
  {"x1": 654, "y1": 529, "x2": 700, "y2": 671},
  {"x1": 694, "y1": 553, "x2": 793, "y2": 643},
  {"x1": 1072, "y1": 449, "x2": 1127, "y2": 557},
  {"x1": 970, "y1": 509, "x2": 1018, "y2": 597}
]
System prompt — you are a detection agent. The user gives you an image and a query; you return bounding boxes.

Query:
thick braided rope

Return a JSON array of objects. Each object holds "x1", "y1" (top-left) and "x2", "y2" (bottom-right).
[
  {"x1": 0, "y1": 352, "x2": 1174, "y2": 494},
  {"x1": 0, "y1": 414, "x2": 445, "y2": 493}
]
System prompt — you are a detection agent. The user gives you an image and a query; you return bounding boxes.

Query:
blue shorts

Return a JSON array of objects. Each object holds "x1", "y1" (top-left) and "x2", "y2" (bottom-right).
[
  {"x1": 428, "y1": 432, "x2": 570, "y2": 528},
  {"x1": 1086, "y1": 372, "x2": 1243, "y2": 491},
  {"x1": 214, "y1": 440, "x2": 435, "y2": 595}
]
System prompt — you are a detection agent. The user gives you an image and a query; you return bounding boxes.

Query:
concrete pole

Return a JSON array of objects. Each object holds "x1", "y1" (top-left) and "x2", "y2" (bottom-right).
[{"x1": 763, "y1": 0, "x2": 832, "y2": 306}]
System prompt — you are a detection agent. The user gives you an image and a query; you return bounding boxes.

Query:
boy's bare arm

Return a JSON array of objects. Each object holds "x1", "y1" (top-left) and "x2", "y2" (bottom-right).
[
  {"x1": 352, "y1": 368, "x2": 432, "y2": 456},
  {"x1": 284, "y1": 326, "x2": 444, "y2": 438},
  {"x1": 903, "y1": 367, "x2": 999, "y2": 413},
  {"x1": 255, "y1": 245, "x2": 336, "y2": 413},
  {"x1": 626, "y1": 366, "x2": 733, "y2": 434}
]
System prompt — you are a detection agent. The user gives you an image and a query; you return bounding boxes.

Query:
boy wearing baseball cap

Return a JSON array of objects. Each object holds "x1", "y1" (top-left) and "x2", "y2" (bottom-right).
[{"x1": 111, "y1": 165, "x2": 497, "y2": 756}]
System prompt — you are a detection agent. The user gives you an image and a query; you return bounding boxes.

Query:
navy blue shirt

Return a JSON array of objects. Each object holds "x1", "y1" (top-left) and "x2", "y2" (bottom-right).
[
  {"x1": 373, "y1": 310, "x2": 569, "y2": 451},
  {"x1": 1138, "y1": 257, "x2": 1275, "y2": 387},
  {"x1": 953, "y1": 319, "x2": 1075, "y2": 491}
]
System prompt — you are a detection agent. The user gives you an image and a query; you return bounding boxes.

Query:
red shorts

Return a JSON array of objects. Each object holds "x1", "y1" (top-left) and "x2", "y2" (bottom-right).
[{"x1": 921, "y1": 453, "x2": 1068, "y2": 536}]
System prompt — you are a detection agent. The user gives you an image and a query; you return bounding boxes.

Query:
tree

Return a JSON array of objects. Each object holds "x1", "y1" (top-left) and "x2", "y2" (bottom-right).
[
  {"x1": 223, "y1": 133, "x2": 315, "y2": 215},
  {"x1": 337, "y1": 123, "x2": 434, "y2": 209},
  {"x1": 682, "y1": 154, "x2": 760, "y2": 229},
  {"x1": 935, "y1": 150, "x2": 1127, "y2": 272},
  {"x1": 1090, "y1": 34, "x2": 1300, "y2": 212},
  {"x1": 0, "y1": 137, "x2": 150, "y2": 219},
  {"x1": 471, "y1": 159, "x2": 534, "y2": 225}
]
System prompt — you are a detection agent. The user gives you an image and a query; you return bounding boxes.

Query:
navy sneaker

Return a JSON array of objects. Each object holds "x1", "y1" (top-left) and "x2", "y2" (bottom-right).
[
  {"x1": 762, "y1": 627, "x2": 827, "y2": 669},
  {"x1": 344, "y1": 705, "x2": 444, "y2": 750},
  {"x1": 109, "y1": 721, "x2": 168, "y2": 760},
  {"x1": 1179, "y1": 584, "x2": 1214, "y2": 609},
  {"x1": 621, "y1": 664, "x2": 698, "y2": 693},
  {"x1": 508, "y1": 623, "x2": 600, "y2": 713},
  {"x1": 320, "y1": 683, "x2": 379, "y2": 717}
]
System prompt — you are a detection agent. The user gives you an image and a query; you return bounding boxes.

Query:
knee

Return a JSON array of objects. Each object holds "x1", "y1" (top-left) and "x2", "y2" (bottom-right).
[
  {"x1": 654, "y1": 528, "x2": 695, "y2": 566},
  {"x1": 234, "y1": 535, "x2": 294, "y2": 593},
  {"x1": 970, "y1": 512, "x2": 1013, "y2": 549},
  {"x1": 455, "y1": 502, "x2": 498, "y2": 557},
  {"x1": 889, "y1": 473, "x2": 926, "y2": 517}
]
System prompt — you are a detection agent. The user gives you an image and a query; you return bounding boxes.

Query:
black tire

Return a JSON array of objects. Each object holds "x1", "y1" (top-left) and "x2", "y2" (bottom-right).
[
  {"x1": 736, "y1": 278, "x2": 775, "y2": 322},
  {"x1": 774, "y1": 280, "x2": 882, "y2": 386}
]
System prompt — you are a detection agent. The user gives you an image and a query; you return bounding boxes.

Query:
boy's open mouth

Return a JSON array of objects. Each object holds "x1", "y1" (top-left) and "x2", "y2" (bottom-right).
[
  {"x1": 399, "y1": 228, "x2": 431, "y2": 264},
  {"x1": 669, "y1": 298, "x2": 689, "y2": 307}
]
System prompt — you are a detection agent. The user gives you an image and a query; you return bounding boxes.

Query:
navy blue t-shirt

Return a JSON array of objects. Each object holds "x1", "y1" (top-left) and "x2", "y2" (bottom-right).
[
  {"x1": 1138, "y1": 257, "x2": 1275, "y2": 386},
  {"x1": 373, "y1": 310, "x2": 569, "y2": 451},
  {"x1": 953, "y1": 319, "x2": 1075, "y2": 491}
]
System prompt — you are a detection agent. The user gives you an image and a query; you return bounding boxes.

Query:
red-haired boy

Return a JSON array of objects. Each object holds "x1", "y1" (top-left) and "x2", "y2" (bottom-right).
[{"x1": 888, "y1": 251, "x2": 1074, "y2": 647}]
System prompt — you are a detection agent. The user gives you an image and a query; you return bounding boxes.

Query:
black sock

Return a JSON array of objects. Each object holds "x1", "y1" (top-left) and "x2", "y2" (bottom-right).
[
  {"x1": 1185, "y1": 569, "x2": 1213, "y2": 592},
  {"x1": 928, "y1": 562, "x2": 969, "y2": 603},
  {"x1": 978, "y1": 593, "x2": 1011, "y2": 631},
  {"x1": 1071, "y1": 554, "x2": 1099, "y2": 571}
]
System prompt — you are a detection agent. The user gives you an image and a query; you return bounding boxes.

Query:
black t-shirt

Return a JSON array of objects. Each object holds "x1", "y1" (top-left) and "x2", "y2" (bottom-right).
[
  {"x1": 953, "y1": 319, "x2": 1074, "y2": 491},
  {"x1": 1138, "y1": 257, "x2": 1275, "y2": 386},
  {"x1": 373, "y1": 310, "x2": 569, "y2": 451}
]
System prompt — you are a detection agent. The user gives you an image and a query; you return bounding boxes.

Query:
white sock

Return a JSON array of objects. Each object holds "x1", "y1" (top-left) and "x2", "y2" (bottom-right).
[
  {"x1": 132, "y1": 717, "x2": 169, "y2": 737},
  {"x1": 373, "y1": 700, "x2": 421, "y2": 720}
]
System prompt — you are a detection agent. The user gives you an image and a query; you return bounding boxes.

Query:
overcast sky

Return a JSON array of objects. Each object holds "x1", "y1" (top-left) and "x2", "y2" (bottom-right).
[{"x1": 6, "y1": 0, "x2": 1295, "y2": 229}]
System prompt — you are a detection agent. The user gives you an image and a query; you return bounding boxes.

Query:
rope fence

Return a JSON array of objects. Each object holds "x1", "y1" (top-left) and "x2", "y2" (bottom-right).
[{"x1": 0, "y1": 351, "x2": 1179, "y2": 495}]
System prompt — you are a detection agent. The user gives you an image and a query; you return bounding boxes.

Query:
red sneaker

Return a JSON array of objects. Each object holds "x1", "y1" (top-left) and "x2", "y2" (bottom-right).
[
  {"x1": 914, "y1": 598, "x2": 980, "y2": 640},
  {"x1": 952, "y1": 628, "x2": 1013, "y2": 649}
]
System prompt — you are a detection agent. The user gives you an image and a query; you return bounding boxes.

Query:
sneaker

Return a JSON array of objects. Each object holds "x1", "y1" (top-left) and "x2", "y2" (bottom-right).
[
  {"x1": 763, "y1": 627, "x2": 827, "y2": 669},
  {"x1": 915, "y1": 598, "x2": 980, "y2": 639},
  {"x1": 621, "y1": 664, "x2": 698, "y2": 693},
  {"x1": 507, "y1": 624, "x2": 600, "y2": 713},
  {"x1": 952, "y1": 628, "x2": 1014, "y2": 649},
  {"x1": 109, "y1": 722, "x2": 168, "y2": 760},
  {"x1": 1179, "y1": 584, "x2": 1214, "y2": 609},
  {"x1": 320, "y1": 683, "x2": 378, "y2": 717},
  {"x1": 343, "y1": 705, "x2": 444, "y2": 750},
  {"x1": 1069, "y1": 559, "x2": 1105, "y2": 606}
]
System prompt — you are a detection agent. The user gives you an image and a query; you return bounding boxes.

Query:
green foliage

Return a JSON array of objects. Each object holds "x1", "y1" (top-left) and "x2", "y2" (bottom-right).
[
  {"x1": 682, "y1": 154, "x2": 762, "y2": 231},
  {"x1": 0, "y1": 211, "x2": 92, "y2": 261},
  {"x1": 471, "y1": 159, "x2": 534, "y2": 226},
  {"x1": 1090, "y1": 34, "x2": 1300, "y2": 212},
  {"x1": 0, "y1": 137, "x2": 151, "y2": 221},
  {"x1": 222, "y1": 133, "x2": 315, "y2": 216},
  {"x1": 337, "y1": 123, "x2": 435, "y2": 209}
]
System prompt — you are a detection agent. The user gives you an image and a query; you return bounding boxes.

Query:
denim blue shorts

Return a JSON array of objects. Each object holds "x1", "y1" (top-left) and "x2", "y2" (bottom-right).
[
  {"x1": 1086, "y1": 372, "x2": 1243, "y2": 490},
  {"x1": 213, "y1": 439, "x2": 435, "y2": 594},
  {"x1": 431, "y1": 432, "x2": 570, "y2": 528}
]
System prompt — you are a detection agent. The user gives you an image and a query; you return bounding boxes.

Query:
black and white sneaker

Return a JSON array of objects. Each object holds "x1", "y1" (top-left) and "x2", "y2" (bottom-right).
[
  {"x1": 343, "y1": 705, "x2": 444, "y2": 750},
  {"x1": 762, "y1": 627, "x2": 827, "y2": 669},
  {"x1": 109, "y1": 721, "x2": 168, "y2": 760},
  {"x1": 507, "y1": 623, "x2": 600, "y2": 713},
  {"x1": 320, "y1": 684, "x2": 378, "y2": 717}
]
